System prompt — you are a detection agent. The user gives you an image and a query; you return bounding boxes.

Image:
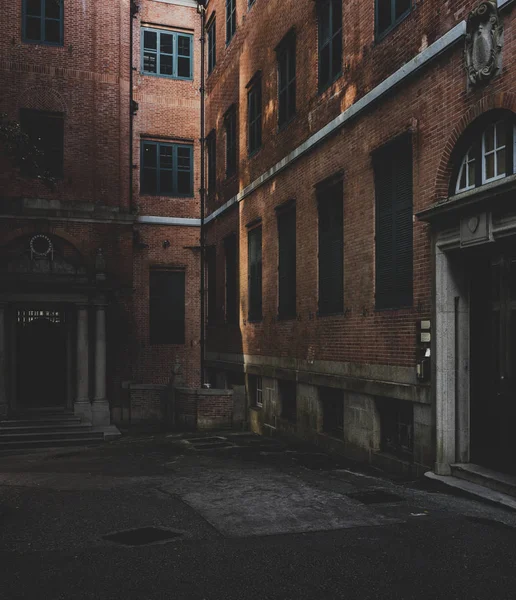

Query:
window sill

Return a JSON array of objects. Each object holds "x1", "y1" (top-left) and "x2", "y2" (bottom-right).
[
  {"x1": 278, "y1": 113, "x2": 297, "y2": 133},
  {"x1": 248, "y1": 145, "x2": 262, "y2": 160},
  {"x1": 139, "y1": 192, "x2": 195, "y2": 199},
  {"x1": 318, "y1": 71, "x2": 343, "y2": 97},
  {"x1": 22, "y1": 39, "x2": 64, "y2": 47},
  {"x1": 140, "y1": 72, "x2": 193, "y2": 82},
  {"x1": 374, "y1": 303, "x2": 413, "y2": 313}
]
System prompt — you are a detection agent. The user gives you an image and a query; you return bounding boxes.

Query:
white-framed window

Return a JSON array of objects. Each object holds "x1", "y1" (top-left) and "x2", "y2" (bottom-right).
[
  {"x1": 482, "y1": 121, "x2": 506, "y2": 184},
  {"x1": 455, "y1": 147, "x2": 476, "y2": 193},
  {"x1": 256, "y1": 376, "x2": 263, "y2": 407},
  {"x1": 454, "y1": 119, "x2": 516, "y2": 194}
]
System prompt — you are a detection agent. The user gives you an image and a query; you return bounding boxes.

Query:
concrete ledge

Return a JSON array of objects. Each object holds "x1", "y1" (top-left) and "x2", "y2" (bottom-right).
[{"x1": 425, "y1": 471, "x2": 516, "y2": 512}]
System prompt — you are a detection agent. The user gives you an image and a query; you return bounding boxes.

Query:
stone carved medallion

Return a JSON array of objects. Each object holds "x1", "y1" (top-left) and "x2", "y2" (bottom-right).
[
  {"x1": 468, "y1": 216, "x2": 480, "y2": 234},
  {"x1": 465, "y1": 2, "x2": 503, "y2": 86}
]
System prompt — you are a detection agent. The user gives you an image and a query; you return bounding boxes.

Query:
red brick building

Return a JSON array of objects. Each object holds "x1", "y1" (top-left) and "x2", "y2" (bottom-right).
[
  {"x1": 2, "y1": 0, "x2": 516, "y2": 483},
  {"x1": 0, "y1": 0, "x2": 203, "y2": 429},
  {"x1": 203, "y1": 0, "x2": 516, "y2": 478}
]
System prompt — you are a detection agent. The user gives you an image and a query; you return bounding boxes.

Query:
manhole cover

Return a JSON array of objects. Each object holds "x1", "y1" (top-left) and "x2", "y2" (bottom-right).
[
  {"x1": 103, "y1": 527, "x2": 182, "y2": 546},
  {"x1": 347, "y1": 490, "x2": 404, "y2": 504}
]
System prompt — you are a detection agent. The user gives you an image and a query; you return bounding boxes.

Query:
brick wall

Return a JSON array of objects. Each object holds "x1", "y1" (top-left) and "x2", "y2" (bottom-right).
[{"x1": 175, "y1": 387, "x2": 234, "y2": 430}]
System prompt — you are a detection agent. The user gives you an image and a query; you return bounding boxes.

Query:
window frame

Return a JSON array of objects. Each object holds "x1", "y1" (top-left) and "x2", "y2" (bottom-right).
[
  {"x1": 375, "y1": 0, "x2": 412, "y2": 40},
  {"x1": 207, "y1": 17, "x2": 216, "y2": 75},
  {"x1": 247, "y1": 74, "x2": 262, "y2": 156},
  {"x1": 224, "y1": 105, "x2": 237, "y2": 178},
  {"x1": 140, "y1": 140, "x2": 194, "y2": 197},
  {"x1": 149, "y1": 269, "x2": 186, "y2": 345},
  {"x1": 141, "y1": 27, "x2": 194, "y2": 80},
  {"x1": 226, "y1": 0, "x2": 236, "y2": 45},
  {"x1": 317, "y1": 0, "x2": 343, "y2": 93},
  {"x1": 277, "y1": 30, "x2": 297, "y2": 129},
  {"x1": 247, "y1": 223, "x2": 263, "y2": 322},
  {"x1": 22, "y1": 0, "x2": 64, "y2": 46}
]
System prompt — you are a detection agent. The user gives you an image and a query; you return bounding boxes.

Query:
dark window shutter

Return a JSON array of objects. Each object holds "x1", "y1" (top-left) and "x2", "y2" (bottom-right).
[
  {"x1": 318, "y1": 180, "x2": 344, "y2": 315},
  {"x1": 225, "y1": 234, "x2": 238, "y2": 323},
  {"x1": 278, "y1": 208, "x2": 296, "y2": 318},
  {"x1": 374, "y1": 135, "x2": 413, "y2": 309},
  {"x1": 248, "y1": 226, "x2": 262, "y2": 321},
  {"x1": 149, "y1": 270, "x2": 185, "y2": 344}
]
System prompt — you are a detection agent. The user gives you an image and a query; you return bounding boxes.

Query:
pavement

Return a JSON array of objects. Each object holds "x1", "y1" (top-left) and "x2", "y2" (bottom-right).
[{"x1": 1, "y1": 431, "x2": 516, "y2": 599}]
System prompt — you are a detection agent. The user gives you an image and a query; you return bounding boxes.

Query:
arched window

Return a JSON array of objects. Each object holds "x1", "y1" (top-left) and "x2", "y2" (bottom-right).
[{"x1": 454, "y1": 116, "x2": 516, "y2": 194}]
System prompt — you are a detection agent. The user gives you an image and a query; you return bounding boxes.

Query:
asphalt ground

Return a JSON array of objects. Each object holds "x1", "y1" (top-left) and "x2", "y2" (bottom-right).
[{"x1": 1, "y1": 432, "x2": 516, "y2": 599}]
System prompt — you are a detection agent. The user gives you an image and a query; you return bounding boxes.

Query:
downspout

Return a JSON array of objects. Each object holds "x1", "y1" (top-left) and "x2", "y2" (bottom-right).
[
  {"x1": 129, "y1": 1, "x2": 139, "y2": 213},
  {"x1": 198, "y1": 0, "x2": 207, "y2": 386}
]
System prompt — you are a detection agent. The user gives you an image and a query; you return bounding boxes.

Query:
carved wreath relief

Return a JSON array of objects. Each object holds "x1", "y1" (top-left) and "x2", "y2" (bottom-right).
[{"x1": 465, "y1": 1, "x2": 503, "y2": 86}]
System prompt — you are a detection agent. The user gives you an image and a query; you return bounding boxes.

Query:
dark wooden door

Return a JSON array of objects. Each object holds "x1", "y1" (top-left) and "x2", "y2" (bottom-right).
[
  {"x1": 16, "y1": 309, "x2": 67, "y2": 410},
  {"x1": 470, "y1": 247, "x2": 516, "y2": 474}
]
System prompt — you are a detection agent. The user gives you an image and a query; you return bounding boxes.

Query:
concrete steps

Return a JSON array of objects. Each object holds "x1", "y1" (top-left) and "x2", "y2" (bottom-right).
[
  {"x1": 451, "y1": 463, "x2": 516, "y2": 498},
  {"x1": 0, "y1": 412, "x2": 107, "y2": 451}
]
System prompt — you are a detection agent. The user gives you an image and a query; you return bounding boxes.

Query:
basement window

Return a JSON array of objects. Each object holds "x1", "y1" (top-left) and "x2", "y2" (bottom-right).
[
  {"x1": 376, "y1": 397, "x2": 413, "y2": 459},
  {"x1": 279, "y1": 380, "x2": 297, "y2": 422},
  {"x1": 248, "y1": 374, "x2": 263, "y2": 408}
]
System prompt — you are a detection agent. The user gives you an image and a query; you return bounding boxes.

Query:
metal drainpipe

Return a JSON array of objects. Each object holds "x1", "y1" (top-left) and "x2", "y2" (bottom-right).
[{"x1": 198, "y1": 1, "x2": 207, "y2": 387}]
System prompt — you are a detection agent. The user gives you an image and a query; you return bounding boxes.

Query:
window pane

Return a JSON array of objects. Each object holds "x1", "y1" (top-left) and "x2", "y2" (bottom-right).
[
  {"x1": 177, "y1": 57, "x2": 190, "y2": 78},
  {"x1": 485, "y1": 152, "x2": 495, "y2": 180},
  {"x1": 26, "y1": 0, "x2": 42, "y2": 16},
  {"x1": 45, "y1": 0, "x2": 61, "y2": 19},
  {"x1": 144, "y1": 30, "x2": 157, "y2": 50},
  {"x1": 45, "y1": 19, "x2": 60, "y2": 43},
  {"x1": 142, "y1": 168, "x2": 157, "y2": 194},
  {"x1": 143, "y1": 51, "x2": 157, "y2": 73},
  {"x1": 332, "y1": 0, "x2": 342, "y2": 35},
  {"x1": 160, "y1": 33, "x2": 173, "y2": 55},
  {"x1": 288, "y1": 84, "x2": 296, "y2": 119},
  {"x1": 160, "y1": 54, "x2": 173, "y2": 75},
  {"x1": 177, "y1": 171, "x2": 191, "y2": 195},
  {"x1": 497, "y1": 148, "x2": 506, "y2": 177},
  {"x1": 319, "y1": 3, "x2": 330, "y2": 44},
  {"x1": 178, "y1": 36, "x2": 191, "y2": 57},
  {"x1": 459, "y1": 163, "x2": 467, "y2": 190},
  {"x1": 377, "y1": 0, "x2": 392, "y2": 33},
  {"x1": 160, "y1": 169, "x2": 173, "y2": 195},
  {"x1": 484, "y1": 124, "x2": 495, "y2": 152},
  {"x1": 319, "y1": 44, "x2": 330, "y2": 88},
  {"x1": 496, "y1": 122, "x2": 506, "y2": 148},
  {"x1": 468, "y1": 159, "x2": 476, "y2": 187},
  {"x1": 26, "y1": 16, "x2": 41, "y2": 40},
  {"x1": 177, "y1": 147, "x2": 191, "y2": 170},
  {"x1": 395, "y1": 0, "x2": 410, "y2": 19},
  {"x1": 160, "y1": 145, "x2": 173, "y2": 169},
  {"x1": 332, "y1": 33, "x2": 342, "y2": 77},
  {"x1": 143, "y1": 143, "x2": 157, "y2": 168}
]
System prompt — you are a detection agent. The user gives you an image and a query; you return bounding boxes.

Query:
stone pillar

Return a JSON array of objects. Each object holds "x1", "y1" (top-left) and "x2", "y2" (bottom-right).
[
  {"x1": 0, "y1": 304, "x2": 8, "y2": 418},
  {"x1": 74, "y1": 305, "x2": 92, "y2": 422},
  {"x1": 92, "y1": 304, "x2": 110, "y2": 426}
]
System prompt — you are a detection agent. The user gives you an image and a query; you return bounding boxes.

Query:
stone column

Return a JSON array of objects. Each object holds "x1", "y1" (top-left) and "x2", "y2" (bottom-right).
[
  {"x1": 0, "y1": 304, "x2": 8, "y2": 418},
  {"x1": 74, "y1": 305, "x2": 92, "y2": 422},
  {"x1": 91, "y1": 304, "x2": 110, "y2": 426}
]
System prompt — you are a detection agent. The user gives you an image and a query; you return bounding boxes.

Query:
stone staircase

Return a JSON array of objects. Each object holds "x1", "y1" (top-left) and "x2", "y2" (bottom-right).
[{"x1": 0, "y1": 410, "x2": 109, "y2": 451}]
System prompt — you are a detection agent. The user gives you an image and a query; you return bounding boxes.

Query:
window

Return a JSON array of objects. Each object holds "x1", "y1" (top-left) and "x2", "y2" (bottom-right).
[
  {"x1": 207, "y1": 246, "x2": 217, "y2": 324},
  {"x1": 248, "y1": 224, "x2": 262, "y2": 321},
  {"x1": 207, "y1": 18, "x2": 216, "y2": 74},
  {"x1": 226, "y1": 0, "x2": 236, "y2": 44},
  {"x1": 277, "y1": 31, "x2": 296, "y2": 128},
  {"x1": 23, "y1": 0, "x2": 63, "y2": 45},
  {"x1": 141, "y1": 28, "x2": 193, "y2": 79},
  {"x1": 277, "y1": 205, "x2": 296, "y2": 318},
  {"x1": 317, "y1": 0, "x2": 342, "y2": 92},
  {"x1": 317, "y1": 178, "x2": 344, "y2": 315},
  {"x1": 247, "y1": 75, "x2": 262, "y2": 155},
  {"x1": 376, "y1": 0, "x2": 411, "y2": 38},
  {"x1": 149, "y1": 270, "x2": 185, "y2": 344},
  {"x1": 377, "y1": 397, "x2": 413, "y2": 458},
  {"x1": 207, "y1": 130, "x2": 216, "y2": 195},
  {"x1": 320, "y1": 387, "x2": 344, "y2": 436},
  {"x1": 225, "y1": 234, "x2": 238, "y2": 324},
  {"x1": 455, "y1": 118, "x2": 515, "y2": 194},
  {"x1": 20, "y1": 109, "x2": 64, "y2": 177},
  {"x1": 249, "y1": 374, "x2": 263, "y2": 408},
  {"x1": 279, "y1": 380, "x2": 297, "y2": 422},
  {"x1": 374, "y1": 134, "x2": 413, "y2": 309},
  {"x1": 225, "y1": 106, "x2": 237, "y2": 178},
  {"x1": 141, "y1": 141, "x2": 193, "y2": 196}
]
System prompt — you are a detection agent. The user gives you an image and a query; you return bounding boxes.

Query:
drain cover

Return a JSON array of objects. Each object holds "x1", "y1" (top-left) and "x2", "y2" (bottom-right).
[
  {"x1": 347, "y1": 490, "x2": 404, "y2": 504},
  {"x1": 103, "y1": 527, "x2": 182, "y2": 546}
]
